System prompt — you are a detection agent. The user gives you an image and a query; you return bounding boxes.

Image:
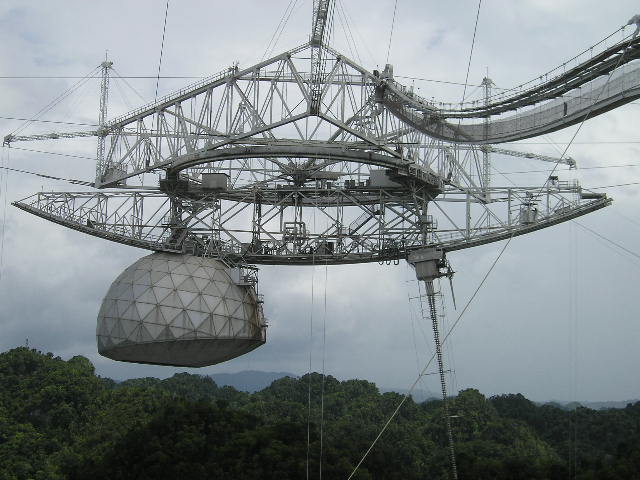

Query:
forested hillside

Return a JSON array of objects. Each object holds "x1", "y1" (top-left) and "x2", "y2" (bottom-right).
[{"x1": 0, "y1": 347, "x2": 638, "y2": 479}]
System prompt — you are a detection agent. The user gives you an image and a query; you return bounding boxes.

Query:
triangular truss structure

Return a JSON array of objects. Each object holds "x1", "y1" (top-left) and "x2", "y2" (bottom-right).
[{"x1": 10, "y1": 36, "x2": 618, "y2": 265}]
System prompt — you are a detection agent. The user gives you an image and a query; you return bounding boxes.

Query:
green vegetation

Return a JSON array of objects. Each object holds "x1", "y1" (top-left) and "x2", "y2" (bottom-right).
[{"x1": 0, "y1": 347, "x2": 638, "y2": 479}]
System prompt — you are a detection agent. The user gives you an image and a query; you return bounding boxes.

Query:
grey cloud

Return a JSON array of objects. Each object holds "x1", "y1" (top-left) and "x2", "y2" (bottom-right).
[{"x1": 0, "y1": 0, "x2": 638, "y2": 402}]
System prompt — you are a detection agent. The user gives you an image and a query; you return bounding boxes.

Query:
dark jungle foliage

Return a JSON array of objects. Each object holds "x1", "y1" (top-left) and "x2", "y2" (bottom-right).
[{"x1": 0, "y1": 348, "x2": 638, "y2": 479}]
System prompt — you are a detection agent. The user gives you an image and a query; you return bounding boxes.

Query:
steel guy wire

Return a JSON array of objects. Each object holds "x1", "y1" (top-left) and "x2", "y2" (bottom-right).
[
  {"x1": 385, "y1": 0, "x2": 399, "y2": 65},
  {"x1": 0, "y1": 146, "x2": 95, "y2": 161},
  {"x1": 337, "y1": 0, "x2": 376, "y2": 67},
  {"x1": 154, "y1": 0, "x2": 171, "y2": 101},
  {"x1": 9, "y1": 67, "x2": 100, "y2": 137},
  {"x1": 319, "y1": 262, "x2": 328, "y2": 480},
  {"x1": 460, "y1": 0, "x2": 483, "y2": 106},
  {"x1": 574, "y1": 220, "x2": 640, "y2": 262},
  {"x1": 0, "y1": 116, "x2": 99, "y2": 127},
  {"x1": 334, "y1": 1, "x2": 359, "y2": 64},
  {"x1": 0, "y1": 166, "x2": 93, "y2": 186},
  {"x1": 262, "y1": 0, "x2": 297, "y2": 61},
  {"x1": 335, "y1": 0, "x2": 362, "y2": 65},
  {"x1": 0, "y1": 149, "x2": 9, "y2": 283},
  {"x1": 112, "y1": 68, "x2": 148, "y2": 103}
]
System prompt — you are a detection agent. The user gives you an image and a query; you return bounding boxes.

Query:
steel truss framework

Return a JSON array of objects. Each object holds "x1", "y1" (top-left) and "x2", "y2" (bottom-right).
[
  {"x1": 381, "y1": 35, "x2": 640, "y2": 143},
  {"x1": 16, "y1": 179, "x2": 607, "y2": 265},
  {"x1": 11, "y1": 32, "x2": 613, "y2": 267}
]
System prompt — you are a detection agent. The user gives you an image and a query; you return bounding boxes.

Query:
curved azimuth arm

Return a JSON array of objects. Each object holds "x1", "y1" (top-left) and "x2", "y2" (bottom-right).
[{"x1": 379, "y1": 33, "x2": 640, "y2": 144}]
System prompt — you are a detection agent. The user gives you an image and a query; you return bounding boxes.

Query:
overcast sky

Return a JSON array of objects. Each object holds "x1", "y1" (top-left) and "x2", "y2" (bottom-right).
[{"x1": 0, "y1": 0, "x2": 639, "y2": 403}]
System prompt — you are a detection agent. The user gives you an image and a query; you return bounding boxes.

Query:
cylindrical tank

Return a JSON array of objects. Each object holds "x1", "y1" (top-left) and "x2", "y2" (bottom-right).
[{"x1": 97, "y1": 252, "x2": 266, "y2": 367}]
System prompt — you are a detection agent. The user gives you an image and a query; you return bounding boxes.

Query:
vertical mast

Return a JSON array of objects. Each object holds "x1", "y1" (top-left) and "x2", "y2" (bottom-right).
[
  {"x1": 97, "y1": 57, "x2": 113, "y2": 181},
  {"x1": 424, "y1": 279, "x2": 458, "y2": 480},
  {"x1": 481, "y1": 76, "x2": 493, "y2": 201},
  {"x1": 310, "y1": 0, "x2": 331, "y2": 114},
  {"x1": 409, "y1": 249, "x2": 459, "y2": 480}
]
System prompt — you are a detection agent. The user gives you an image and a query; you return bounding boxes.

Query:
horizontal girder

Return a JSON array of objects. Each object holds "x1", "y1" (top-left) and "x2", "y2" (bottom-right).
[
  {"x1": 13, "y1": 178, "x2": 609, "y2": 265},
  {"x1": 168, "y1": 142, "x2": 408, "y2": 172}
]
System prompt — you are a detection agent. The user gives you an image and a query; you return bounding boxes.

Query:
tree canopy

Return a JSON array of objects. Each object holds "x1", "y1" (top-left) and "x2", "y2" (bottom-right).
[{"x1": 0, "y1": 347, "x2": 638, "y2": 479}]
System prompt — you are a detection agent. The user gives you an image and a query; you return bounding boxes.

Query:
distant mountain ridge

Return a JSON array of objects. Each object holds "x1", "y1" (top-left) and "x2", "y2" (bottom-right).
[
  {"x1": 210, "y1": 371, "x2": 637, "y2": 408},
  {"x1": 380, "y1": 387, "x2": 438, "y2": 403},
  {"x1": 209, "y1": 370, "x2": 297, "y2": 392},
  {"x1": 540, "y1": 400, "x2": 640, "y2": 411},
  {"x1": 580, "y1": 400, "x2": 640, "y2": 410},
  {"x1": 210, "y1": 370, "x2": 438, "y2": 401}
]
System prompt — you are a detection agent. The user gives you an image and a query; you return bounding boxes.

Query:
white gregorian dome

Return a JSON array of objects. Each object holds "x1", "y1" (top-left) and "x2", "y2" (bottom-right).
[{"x1": 97, "y1": 252, "x2": 266, "y2": 367}]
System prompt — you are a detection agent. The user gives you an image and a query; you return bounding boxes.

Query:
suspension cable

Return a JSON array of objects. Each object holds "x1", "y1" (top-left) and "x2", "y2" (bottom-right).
[
  {"x1": 319, "y1": 262, "x2": 328, "y2": 479},
  {"x1": 584, "y1": 181, "x2": 640, "y2": 190},
  {"x1": 0, "y1": 116, "x2": 98, "y2": 127},
  {"x1": 0, "y1": 146, "x2": 94, "y2": 161},
  {"x1": 112, "y1": 68, "x2": 147, "y2": 103},
  {"x1": 306, "y1": 175, "x2": 319, "y2": 480},
  {"x1": 460, "y1": 0, "x2": 483, "y2": 105},
  {"x1": 574, "y1": 221, "x2": 640, "y2": 261},
  {"x1": 262, "y1": 0, "x2": 299, "y2": 61},
  {"x1": 569, "y1": 221, "x2": 578, "y2": 476},
  {"x1": 406, "y1": 271, "x2": 426, "y2": 387},
  {"x1": 154, "y1": 0, "x2": 170, "y2": 100},
  {"x1": 306, "y1": 262, "x2": 315, "y2": 480},
  {"x1": 8, "y1": 67, "x2": 100, "y2": 138},
  {"x1": 0, "y1": 75, "x2": 204, "y2": 79},
  {"x1": 0, "y1": 165, "x2": 93, "y2": 186},
  {"x1": 425, "y1": 3, "x2": 484, "y2": 477},
  {"x1": 611, "y1": 207, "x2": 640, "y2": 230},
  {"x1": 335, "y1": 0, "x2": 362, "y2": 65},
  {"x1": 338, "y1": 0, "x2": 376, "y2": 66},
  {"x1": 0, "y1": 149, "x2": 10, "y2": 283},
  {"x1": 385, "y1": 0, "x2": 399, "y2": 65},
  {"x1": 486, "y1": 26, "x2": 633, "y2": 103},
  {"x1": 493, "y1": 164, "x2": 640, "y2": 176}
]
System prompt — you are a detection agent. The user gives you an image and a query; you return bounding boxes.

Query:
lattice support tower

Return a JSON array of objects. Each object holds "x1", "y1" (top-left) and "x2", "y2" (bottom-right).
[
  {"x1": 481, "y1": 76, "x2": 493, "y2": 201},
  {"x1": 97, "y1": 58, "x2": 113, "y2": 180},
  {"x1": 310, "y1": 0, "x2": 332, "y2": 114}
]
